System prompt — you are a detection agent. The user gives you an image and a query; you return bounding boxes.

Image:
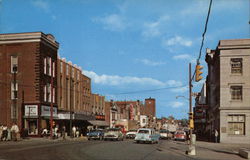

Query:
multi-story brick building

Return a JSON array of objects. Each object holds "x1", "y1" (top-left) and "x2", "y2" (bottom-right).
[
  {"x1": 0, "y1": 32, "x2": 58, "y2": 136},
  {"x1": 206, "y1": 39, "x2": 250, "y2": 143},
  {"x1": 88, "y1": 94, "x2": 108, "y2": 129},
  {"x1": 57, "y1": 58, "x2": 94, "y2": 133}
]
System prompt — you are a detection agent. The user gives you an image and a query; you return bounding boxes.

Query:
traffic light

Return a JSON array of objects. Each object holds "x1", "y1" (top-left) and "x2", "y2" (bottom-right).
[
  {"x1": 188, "y1": 112, "x2": 194, "y2": 129},
  {"x1": 195, "y1": 64, "x2": 203, "y2": 82}
]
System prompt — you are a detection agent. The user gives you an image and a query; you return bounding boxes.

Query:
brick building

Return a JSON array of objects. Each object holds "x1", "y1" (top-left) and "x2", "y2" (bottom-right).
[
  {"x1": 0, "y1": 32, "x2": 58, "y2": 136},
  {"x1": 57, "y1": 58, "x2": 94, "y2": 134}
]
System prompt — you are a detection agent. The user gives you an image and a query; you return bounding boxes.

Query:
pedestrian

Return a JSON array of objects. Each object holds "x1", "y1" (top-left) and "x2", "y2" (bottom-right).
[
  {"x1": 62, "y1": 126, "x2": 66, "y2": 140},
  {"x1": 0, "y1": 124, "x2": 3, "y2": 141},
  {"x1": 72, "y1": 126, "x2": 76, "y2": 138},
  {"x1": 54, "y1": 125, "x2": 59, "y2": 139},
  {"x1": 11, "y1": 123, "x2": 19, "y2": 141},
  {"x1": 2, "y1": 125, "x2": 8, "y2": 141},
  {"x1": 76, "y1": 127, "x2": 80, "y2": 138},
  {"x1": 215, "y1": 129, "x2": 218, "y2": 143},
  {"x1": 42, "y1": 128, "x2": 48, "y2": 137}
]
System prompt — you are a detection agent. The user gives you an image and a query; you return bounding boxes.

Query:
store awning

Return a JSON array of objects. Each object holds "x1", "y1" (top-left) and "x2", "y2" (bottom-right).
[{"x1": 88, "y1": 120, "x2": 109, "y2": 127}]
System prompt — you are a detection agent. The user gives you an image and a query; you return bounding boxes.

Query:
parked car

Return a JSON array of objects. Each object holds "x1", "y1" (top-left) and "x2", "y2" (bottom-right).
[
  {"x1": 87, "y1": 129, "x2": 104, "y2": 140},
  {"x1": 126, "y1": 129, "x2": 137, "y2": 139},
  {"x1": 103, "y1": 128, "x2": 124, "y2": 141},
  {"x1": 174, "y1": 131, "x2": 186, "y2": 141},
  {"x1": 159, "y1": 129, "x2": 170, "y2": 139},
  {"x1": 134, "y1": 128, "x2": 160, "y2": 144}
]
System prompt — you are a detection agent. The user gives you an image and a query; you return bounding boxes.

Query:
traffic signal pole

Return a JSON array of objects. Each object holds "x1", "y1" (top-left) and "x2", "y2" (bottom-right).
[{"x1": 188, "y1": 63, "x2": 196, "y2": 155}]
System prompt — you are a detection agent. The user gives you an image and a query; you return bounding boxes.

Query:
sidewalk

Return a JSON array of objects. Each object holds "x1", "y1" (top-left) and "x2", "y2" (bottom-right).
[
  {"x1": 0, "y1": 136, "x2": 88, "y2": 145},
  {"x1": 193, "y1": 141, "x2": 249, "y2": 160}
]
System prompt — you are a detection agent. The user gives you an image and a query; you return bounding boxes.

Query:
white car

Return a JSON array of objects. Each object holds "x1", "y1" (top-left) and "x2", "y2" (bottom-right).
[
  {"x1": 126, "y1": 130, "x2": 137, "y2": 139},
  {"x1": 103, "y1": 128, "x2": 124, "y2": 141},
  {"x1": 134, "y1": 128, "x2": 160, "y2": 144}
]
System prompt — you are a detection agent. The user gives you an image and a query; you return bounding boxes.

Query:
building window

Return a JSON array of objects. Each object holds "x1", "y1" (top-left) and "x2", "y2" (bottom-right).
[
  {"x1": 66, "y1": 65, "x2": 69, "y2": 76},
  {"x1": 230, "y1": 86, "x2": 242, "y2": 100},
  {"x1": 11, "y1": 56, "x2": 18, "y2": 73},
  {"x1": 11, "y1": 82, "x2": 18, "y2": 99},
  {"x1": 44, "y1": 58, "x2": 47, "y2": 74},
  {"x1": 44, "y1": 85, "x2": 47, "y2": 102},
  {"x1": 52, "y1": 62, "x2": 55, "y2": 77},
  {"x1": 228, "y1": 115, "x2": 245, "y2": 135},
  {"x1": 231, "y1": 58, "x2": 242, "y2": 74},
  {"x1": 60, "y1": 62, "x2": 63, "y2": 73}
]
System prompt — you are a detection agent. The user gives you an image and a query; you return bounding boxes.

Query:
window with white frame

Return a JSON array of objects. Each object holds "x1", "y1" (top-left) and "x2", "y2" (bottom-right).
[
  {"x1": 228, "y1": 115, "x2": 245, "y2": 135},
  {"x1": 44, "y1": 85, "x2": 47, "y2": 102},
  {"x1": 47, "y1": 83, "x2": 51, "y2": 102},
  {"x1": 231, "y1": 58, "x2": 242, "y2": 74},
  {"x1": 11, "y1": 82, "x2": 18, "y2": 99},
  {"x1": 230, "y1": 86, "x2": 242, "y2": 100},
  {"x1": 66, "y1": 65, "x2": 69, "y2": 76},
  {"x1": 52, "y1": 61, "x2": 55, "y2": 77},
  {"x1": 11, "y1": 56, "x2": 18, "y2": 73},
  {"x1": 44, "y1": 58, "x2": 47, "y2": 74},
  {"x1": 60, "y1": 62, "x2": 63, "y2": 73}
]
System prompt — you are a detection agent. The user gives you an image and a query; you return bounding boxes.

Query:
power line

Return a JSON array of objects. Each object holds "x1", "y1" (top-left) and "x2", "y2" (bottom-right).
[
  {"x1": 113, "y1": 85, "x2": 188, "y2": 95},
  {"x1": 197, "y1": 0, "x2": 213, "y2": 62}
]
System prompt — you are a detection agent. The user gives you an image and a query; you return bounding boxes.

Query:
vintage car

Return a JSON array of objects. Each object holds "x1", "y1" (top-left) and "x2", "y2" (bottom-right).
[
  {"x1": 125, "y1": 129, "x2": 137, "y2": 139},
  {"x1": 159, "y1": 129, "x2": 169, "y2": 139},
  {"x1": 103, "y1": 128, "x2": 124, "y2": 141},
  {"x1": 174, "y1": 131, "x2": 187, "y2": 141},
  {"x1": 134, "y1": 128, "x2": 160, "y2": 144},
  {"x1": 87, "y1": 129, "x2": 105, "y2": 140}
]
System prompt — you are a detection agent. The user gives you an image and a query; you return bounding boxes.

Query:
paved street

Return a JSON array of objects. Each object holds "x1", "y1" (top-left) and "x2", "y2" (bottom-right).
[{"x1": 0, "y1": 138, "x2": 246, "y2": 160}]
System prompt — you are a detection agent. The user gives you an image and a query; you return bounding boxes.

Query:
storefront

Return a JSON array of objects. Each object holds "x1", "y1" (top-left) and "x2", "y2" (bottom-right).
[
  {"x1": 23, "y1": 104, "x2": 58, "y2": 137},
  {"x1": 23, "y1": 105, "x2": 39, "y2": 135}
]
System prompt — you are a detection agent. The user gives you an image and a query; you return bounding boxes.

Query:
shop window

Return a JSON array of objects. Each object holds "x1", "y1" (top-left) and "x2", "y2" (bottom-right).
[
  {"x1": 28, "y1": 119, "x2": 38, "y2": 135},
  {"x1": 228, "y1": 115, "x2": 245, "y2": 135},
  {"x1": 231, "y1": 58, "x2": 242, "y2": 74},
  {"x1": 230, "y1": 86, "x2": 242, "y2": 100}
]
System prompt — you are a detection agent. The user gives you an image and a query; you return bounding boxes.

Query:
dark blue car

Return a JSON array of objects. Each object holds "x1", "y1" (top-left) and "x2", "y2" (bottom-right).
[{"x1": 87, "y1": 129, "x2": 105, "y2": 140}]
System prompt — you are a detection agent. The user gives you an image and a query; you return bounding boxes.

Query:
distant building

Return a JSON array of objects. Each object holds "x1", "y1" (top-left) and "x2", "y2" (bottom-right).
[{"x1": 206, "y1": 39, "x2": 250, "y2": 143}]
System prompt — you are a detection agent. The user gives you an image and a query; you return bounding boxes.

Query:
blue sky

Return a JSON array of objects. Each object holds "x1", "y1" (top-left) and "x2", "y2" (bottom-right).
[{"x1": 1, "y1": 0, "x2": 249, "y2": 119}]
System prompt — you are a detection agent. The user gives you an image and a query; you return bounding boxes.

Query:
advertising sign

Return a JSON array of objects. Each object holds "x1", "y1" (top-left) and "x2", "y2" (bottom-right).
[
  {"x1": 41, "y1": 105, "x2": 57, "y2": 117},
  {"x1": 25, "y1": 105, "x2": 38, "y2": 116}
]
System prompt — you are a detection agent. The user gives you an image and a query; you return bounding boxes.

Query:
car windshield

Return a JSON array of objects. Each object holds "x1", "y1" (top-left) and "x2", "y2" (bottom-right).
[
  {"x1": 160, "y1": 130, "x2": 168, "y2": 133},
  {"x1": 138, "y1": 130, "x2": 149, "y2": 134},
  {"x1": 176, "y1": 132, "x2": 185, "y2": 134}
]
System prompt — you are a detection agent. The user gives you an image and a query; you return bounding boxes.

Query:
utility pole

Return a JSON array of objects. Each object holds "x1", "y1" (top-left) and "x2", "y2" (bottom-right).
[
  {"x1": 13, "y1": 66, "x2": 18, "y2": 123},
  {"x1": 50, "y1": 59, "x2": 54, "y2": 139},
  {"x1": 69, "y1": 78, "x2": 72, "y2": 138},
  {"x1": 188, "y1": 63, "x2": 196, "y2": 155}
]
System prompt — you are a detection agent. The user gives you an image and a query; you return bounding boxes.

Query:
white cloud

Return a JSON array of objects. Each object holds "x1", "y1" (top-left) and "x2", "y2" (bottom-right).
[
  {"x1": 92, "y1": 14, "x2": 127, "y2": 31},
  {"x1": 169, "y1": 101, "x2": 185, "y2": 108},
  {"x1": 83, "y1": 70, "x2": 182, "y2": 87},
  {"x1": 136, "y1": 58, "x2": 165, "y2": 66},
  {"x1": 171, "y1": 86, "x2": 189, "y2": 93},
  {"x1": 173, "y1": 54, "x2": 191, "y2": 60},
  {"x1": 31, "y1": 0, "x2": 49, "y2": 12},
  {"x1": 142, "y1": 15, "x2": 170, "y2": 38},
  {"x1": 163, "y1": 36, "x2": 192, "y2": 47}
]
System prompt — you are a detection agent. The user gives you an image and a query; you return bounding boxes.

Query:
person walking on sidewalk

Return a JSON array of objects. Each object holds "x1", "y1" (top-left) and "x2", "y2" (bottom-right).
[
  {"x1": 72, "y1": 126, "x2": 76, "y2": 138},
  {"x1": 11, "y1": 123, "x2": 19, "y2": 141},
  {"x1": 0, "y1": 124, "x2": 3, "y2": 141},
  {"x1": 214, "y1": 129, "x2": 218, "y2": 143},
  {"x1": 62, "y1": 126, "x2": 66, "y2": 140}
]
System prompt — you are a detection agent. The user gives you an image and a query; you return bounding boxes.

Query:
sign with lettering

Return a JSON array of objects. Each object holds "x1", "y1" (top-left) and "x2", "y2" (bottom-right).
[
  {"x1": 41, "y1": 105, "x2": 57, "y2": 117},
  {"x1": 25, "y1": 105, "x2": 38, "y2": 116}
]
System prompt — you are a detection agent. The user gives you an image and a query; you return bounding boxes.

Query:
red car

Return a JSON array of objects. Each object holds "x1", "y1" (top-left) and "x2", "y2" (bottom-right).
[{"x1": 174, "y1": 131, "x2": 186, "y2": 141}]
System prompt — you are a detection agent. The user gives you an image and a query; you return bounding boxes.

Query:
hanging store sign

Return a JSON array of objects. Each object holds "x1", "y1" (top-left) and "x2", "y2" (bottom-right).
[
  {"x1": 25, "y1": 105, "x2": 38, "y2": 116},
  {"x1": 41, "y1": 105, "x2": 57, "y2": 117}
]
